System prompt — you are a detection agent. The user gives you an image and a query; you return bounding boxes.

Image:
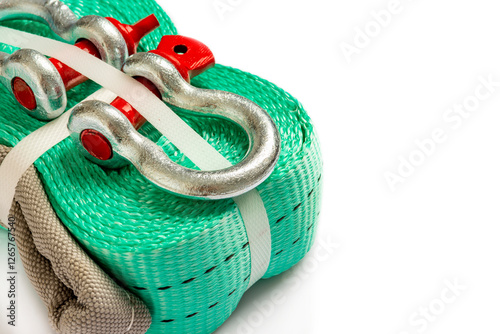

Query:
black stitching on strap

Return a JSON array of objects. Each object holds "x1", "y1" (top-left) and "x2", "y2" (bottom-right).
[
  {"x1": 133, "y1": 286, "x2": 146, "y2": 290},
  {"x1": 205, "y1": 266, "x2": 217, "y2": 274},
  {"x1": 157, "y1": 241, "x2": 248, "y2": 290},
  {"x1": 182, "y1": 277, "x2": 196, "y2": 284},
  {"x1": 159, "y1": 210, "x2": 319, "y2": 325},
  {"x1": 159, "y1": 178, "x2": 322, "y2": 325}
]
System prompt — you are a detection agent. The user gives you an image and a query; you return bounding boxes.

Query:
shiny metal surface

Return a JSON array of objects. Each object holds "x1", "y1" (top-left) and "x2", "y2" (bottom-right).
[
  {"x1": 68, "y1": 53, "x2": 281, "y2": 199},
  {"x1": 0, "y1": 49, "x2": 66, "y2": 120},
  {"x1": 0, "y1": 0, "x2": 128, "y2": 119},
  {"x1": 0, "y1": 0, "x2": 128, "y2": 68}
]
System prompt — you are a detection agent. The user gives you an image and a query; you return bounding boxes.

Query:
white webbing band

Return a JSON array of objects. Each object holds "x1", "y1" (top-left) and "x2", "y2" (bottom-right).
[
  {"x1": 0, "y1": 27, "x2": 271, "y2": 287},
  {"x1": 0, "y1": 89, "x2": 117, "y2": 225}
]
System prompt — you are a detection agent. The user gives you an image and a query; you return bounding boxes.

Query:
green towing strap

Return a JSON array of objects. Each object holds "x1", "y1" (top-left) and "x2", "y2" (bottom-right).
[{"x1": 0, "y1": 0, "x2": 323, "y2": 333}]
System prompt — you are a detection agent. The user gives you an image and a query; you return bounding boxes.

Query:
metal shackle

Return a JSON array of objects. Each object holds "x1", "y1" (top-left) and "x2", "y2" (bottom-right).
[
  {"x1": 0, "y1": 49, "x2": 66, "y2": 119},
  {"x1": 0, "y1": 0, "x2": 127, "y2": 66},
  {"x1": 0, "y1": 0, "x2": 159, "y2": 120},
  {"x1": 68, "y1": 36, "x2": 281, "y2": 199}
]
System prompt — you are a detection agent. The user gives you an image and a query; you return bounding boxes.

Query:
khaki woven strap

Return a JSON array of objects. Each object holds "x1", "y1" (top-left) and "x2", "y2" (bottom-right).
[{"x1": 0, "y1": 145, "x2": 151, "y2": 334}]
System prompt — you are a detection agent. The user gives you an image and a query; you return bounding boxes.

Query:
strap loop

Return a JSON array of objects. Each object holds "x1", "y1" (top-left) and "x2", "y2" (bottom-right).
[{"x1": 0, "y1": 26, "x2": 272, "y2": 288}]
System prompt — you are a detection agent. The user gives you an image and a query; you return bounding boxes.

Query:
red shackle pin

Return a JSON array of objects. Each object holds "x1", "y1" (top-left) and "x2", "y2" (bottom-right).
[
  {"x1": 112, "y1": 35, "x2": 215, "y2": 129},
  {"x1": 13, "y1": 15, "x2": 160, "y2": 112},
  {"x1": 67, "y1": 34, "x2": 281, "y2": 199},
  {"x1": 80, "y1": 35, "x2": 216, "y2": 161},
  {"x1": 0, "y1": 0, "x2": 161, "y2": 120}
]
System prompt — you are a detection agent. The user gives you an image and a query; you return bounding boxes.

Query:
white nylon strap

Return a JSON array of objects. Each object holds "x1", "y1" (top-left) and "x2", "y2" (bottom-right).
[
  {"x1": 0, "y1": 27, "x2": 271, "y2": 287},
  {"x1": 233, "y1": 193, "x2": 271, "y2": 286},
  {"x1": 0, "y1": 89, "x2": 117, "y2": 225}
]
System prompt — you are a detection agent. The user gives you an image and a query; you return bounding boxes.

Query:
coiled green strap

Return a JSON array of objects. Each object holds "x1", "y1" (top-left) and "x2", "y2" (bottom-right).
[{"x1": 0, "y1": 1, "x2": 322, "y2": 333}]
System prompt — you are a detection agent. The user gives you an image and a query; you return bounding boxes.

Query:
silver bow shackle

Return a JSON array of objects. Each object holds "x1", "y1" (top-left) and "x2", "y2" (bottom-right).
[
  {"x1": 0, "y1": 0, "x2": 158, "y2": 120},
  {"x1": 68, "y1": 52, "x2": 281, "y2": 200},
  {"x1": 0, "y1": 0, "x2": 128, "y2": 67}
]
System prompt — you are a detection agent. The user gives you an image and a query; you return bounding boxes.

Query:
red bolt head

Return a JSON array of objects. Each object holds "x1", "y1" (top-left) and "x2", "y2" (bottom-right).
[
  {"x1": 80, "y1": 129, "x2": 113, "y2": 161},
  {"x1": 107, "y1": 14, "x2": 160, "y2": 55},
  {"x1": 150, "y1": 35, "x2": 216, "y2": 82},
  {"x1": 12, "y1": 77, "x2": 37, "y2": 110}
]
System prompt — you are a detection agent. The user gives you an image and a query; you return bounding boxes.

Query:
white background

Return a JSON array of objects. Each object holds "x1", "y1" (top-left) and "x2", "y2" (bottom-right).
[{"x1": 2, "y1": 0, "x2": 500, "y2": 333}]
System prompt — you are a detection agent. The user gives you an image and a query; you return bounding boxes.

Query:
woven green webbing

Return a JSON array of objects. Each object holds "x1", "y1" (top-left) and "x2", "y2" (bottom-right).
[{"x1": 0, "y1": 1, "x2": 322, "y2": 333}]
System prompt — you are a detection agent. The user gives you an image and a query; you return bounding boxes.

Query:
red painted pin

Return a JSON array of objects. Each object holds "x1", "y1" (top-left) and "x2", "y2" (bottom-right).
[
  {"x1": 80, "y1": 35, "x2": 216, "y2": 161},
  {"x1": 13, "y1": 15, "x2": 160, "y2": 111}
]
